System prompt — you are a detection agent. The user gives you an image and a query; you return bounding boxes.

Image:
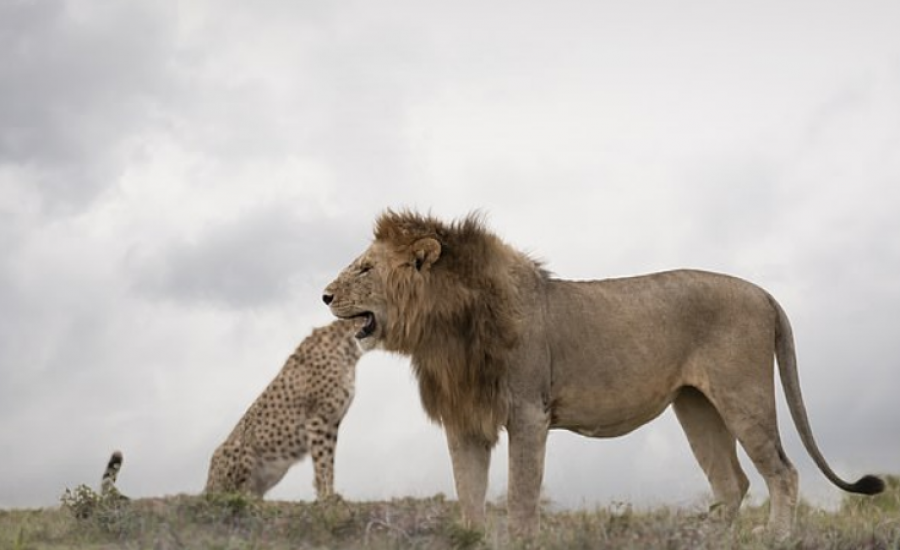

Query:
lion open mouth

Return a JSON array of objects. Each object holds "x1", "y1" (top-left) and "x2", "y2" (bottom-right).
[{"x1": 353, "y1": 312, "x2": 377, "y2": 339}]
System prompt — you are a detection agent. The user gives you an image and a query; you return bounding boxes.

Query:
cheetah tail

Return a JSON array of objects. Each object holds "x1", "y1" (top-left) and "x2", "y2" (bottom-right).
[{"x1": 100, "y1": 450, "x2": 128, "y2": 499}]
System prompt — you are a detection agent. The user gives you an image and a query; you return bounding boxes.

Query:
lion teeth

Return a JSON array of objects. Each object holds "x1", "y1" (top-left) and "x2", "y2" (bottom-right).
[{"x1": 355, "y1": 312, "x2": 376, "y2": 339}]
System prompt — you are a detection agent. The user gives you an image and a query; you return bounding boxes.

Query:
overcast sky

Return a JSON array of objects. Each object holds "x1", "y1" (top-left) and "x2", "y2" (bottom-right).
[{"x1": 1, "y1": 0, "x2": 898, "y2": 511}]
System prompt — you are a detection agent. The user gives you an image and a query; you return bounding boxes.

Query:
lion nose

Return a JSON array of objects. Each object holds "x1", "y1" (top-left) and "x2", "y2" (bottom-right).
[{"x1": 322, "y1": 294, "x2": 334, "y2": 305}]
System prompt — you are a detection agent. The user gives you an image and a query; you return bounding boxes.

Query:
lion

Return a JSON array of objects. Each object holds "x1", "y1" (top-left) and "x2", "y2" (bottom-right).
[{"x1": 322, "y1": 209, "x2": 884, "y2": 538}]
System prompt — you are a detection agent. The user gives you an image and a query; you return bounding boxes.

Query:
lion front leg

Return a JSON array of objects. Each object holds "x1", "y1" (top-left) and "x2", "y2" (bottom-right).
[
  {"x1": 446, "y1": 429, "x2": 491, "y2": 530},
  {"x1": 507, "y1": 403, "x2": 550, "y2": 539}
]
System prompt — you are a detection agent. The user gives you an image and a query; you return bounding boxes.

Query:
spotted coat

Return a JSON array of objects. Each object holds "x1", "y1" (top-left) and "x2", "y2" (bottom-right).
[{"x1": 205, "y1": 319, "x2": 365, "y2": 499}]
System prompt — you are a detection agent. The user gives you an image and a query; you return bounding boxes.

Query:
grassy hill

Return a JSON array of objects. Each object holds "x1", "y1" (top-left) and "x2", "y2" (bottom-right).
[{"x1": 2, "y1": 479, "x2": 898, "y2": 549}]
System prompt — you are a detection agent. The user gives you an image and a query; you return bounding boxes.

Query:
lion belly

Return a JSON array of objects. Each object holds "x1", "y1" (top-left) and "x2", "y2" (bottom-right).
[{"x1": 550, "y1": 385, "x2": 680, "y2": 437}]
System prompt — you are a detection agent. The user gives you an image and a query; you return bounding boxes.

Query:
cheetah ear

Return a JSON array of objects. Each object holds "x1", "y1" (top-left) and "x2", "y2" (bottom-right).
[{"x1": 411, "y1": 237, "x2": 441, "y2": 271}]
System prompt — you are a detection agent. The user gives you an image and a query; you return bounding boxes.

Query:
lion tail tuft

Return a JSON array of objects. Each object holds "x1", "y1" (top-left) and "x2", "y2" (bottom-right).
[{"x1": 846, "y1": 474, "x2": 886, "y2": 495}]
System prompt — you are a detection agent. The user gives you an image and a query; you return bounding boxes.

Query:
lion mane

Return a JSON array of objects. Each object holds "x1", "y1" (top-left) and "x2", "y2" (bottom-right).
[{"x1": 373, "y1": 210, "x2": 545, "y2": 444}]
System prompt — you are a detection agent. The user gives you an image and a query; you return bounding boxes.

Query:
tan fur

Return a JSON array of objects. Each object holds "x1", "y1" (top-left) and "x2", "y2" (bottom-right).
[
  {"x1": 205, "y1": 319, "x2": 364, "y2": 500},
  {"x1": 324, "y1": 210, "x2": 883, "y2": 539}
]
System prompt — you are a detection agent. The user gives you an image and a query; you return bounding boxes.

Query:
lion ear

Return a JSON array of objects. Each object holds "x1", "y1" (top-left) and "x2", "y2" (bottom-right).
[{"x1": 412, "y1": 238, "x2": 441, "y2": 271}]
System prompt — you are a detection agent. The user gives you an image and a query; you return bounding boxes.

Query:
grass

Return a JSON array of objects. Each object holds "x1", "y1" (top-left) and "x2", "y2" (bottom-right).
[{"x1": 1, "y1": 481, "x2": 898, "y2": 549}]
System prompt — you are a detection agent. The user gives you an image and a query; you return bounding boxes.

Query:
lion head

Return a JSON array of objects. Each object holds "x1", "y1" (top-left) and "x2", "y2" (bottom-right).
[{"x1": 323, "y1": 210, "x2": 545, "y2": 444}]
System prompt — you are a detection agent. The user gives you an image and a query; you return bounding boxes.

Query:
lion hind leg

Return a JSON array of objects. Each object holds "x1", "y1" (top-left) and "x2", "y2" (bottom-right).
[
  {"x1": 710, "y1": 391, "x2": 798, "y2": 538},
  {"x1": 673, "y1": 387, "x2": 749, "y2": 522},
  {"x1": 741, "y1": 436, "x2": 798, "y2": 538}
]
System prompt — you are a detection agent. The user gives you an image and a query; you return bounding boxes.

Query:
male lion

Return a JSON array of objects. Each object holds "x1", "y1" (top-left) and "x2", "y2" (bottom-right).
[{"x1": 322, "y1": 210, "x2": 883, "y2": 538}]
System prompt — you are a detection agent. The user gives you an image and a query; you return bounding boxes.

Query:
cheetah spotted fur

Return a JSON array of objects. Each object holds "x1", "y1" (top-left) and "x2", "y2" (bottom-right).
[{"x1": 205, "y1": 318, "x2": 365, "y2": 499}]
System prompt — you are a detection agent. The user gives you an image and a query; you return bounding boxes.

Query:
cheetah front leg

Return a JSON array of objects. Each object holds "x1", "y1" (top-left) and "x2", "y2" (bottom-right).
[{"x1": 305, "y1": 416, "x2": 340, "y2": 500}]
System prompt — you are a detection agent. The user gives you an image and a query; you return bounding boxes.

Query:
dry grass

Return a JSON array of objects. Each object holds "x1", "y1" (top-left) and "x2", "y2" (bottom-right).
[{"x1": 1, "y1": 481, "x2": 898, "y2": 550}]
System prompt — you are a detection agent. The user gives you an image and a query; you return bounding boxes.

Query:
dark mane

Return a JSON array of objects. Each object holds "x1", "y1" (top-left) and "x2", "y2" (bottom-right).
[{"x1": 374, "y1": 209, "x2": 544, "y2": 444}]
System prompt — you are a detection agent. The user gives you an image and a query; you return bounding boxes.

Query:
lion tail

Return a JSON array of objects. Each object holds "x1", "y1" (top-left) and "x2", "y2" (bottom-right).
[{"x1": 770, "y1": 295, "x2": 884, "y2": 495}]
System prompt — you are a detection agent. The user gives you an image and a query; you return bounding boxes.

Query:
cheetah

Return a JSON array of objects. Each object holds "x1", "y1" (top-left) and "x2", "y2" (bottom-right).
[{"x1": 205, "y1": 318, "x2": 366, "y2": 500}]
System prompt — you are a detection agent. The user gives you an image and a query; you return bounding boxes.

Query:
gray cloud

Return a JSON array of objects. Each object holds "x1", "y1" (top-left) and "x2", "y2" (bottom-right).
[
  {"x1": 127, "y1": 205, "x2": 367, "y2": 310},
  {"x1": 0, "y1": 1, "x2": 177, "y2": 213}
]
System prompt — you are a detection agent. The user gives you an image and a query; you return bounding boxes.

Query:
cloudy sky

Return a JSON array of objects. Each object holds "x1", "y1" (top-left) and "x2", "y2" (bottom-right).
[{"x1": 2, "y1": 0, "x2": 898, "y2": 511}]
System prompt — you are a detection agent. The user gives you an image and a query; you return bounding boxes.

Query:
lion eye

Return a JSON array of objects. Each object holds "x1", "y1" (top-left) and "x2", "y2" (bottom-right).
[{"x1": 359, "y1": 265, "x2": 372, "y2": 275}]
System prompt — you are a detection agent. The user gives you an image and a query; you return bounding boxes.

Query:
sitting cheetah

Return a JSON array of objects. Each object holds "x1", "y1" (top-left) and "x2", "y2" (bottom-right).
[{"x1": 205, "y1": 318, "x2": 366, "y2": 499}]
